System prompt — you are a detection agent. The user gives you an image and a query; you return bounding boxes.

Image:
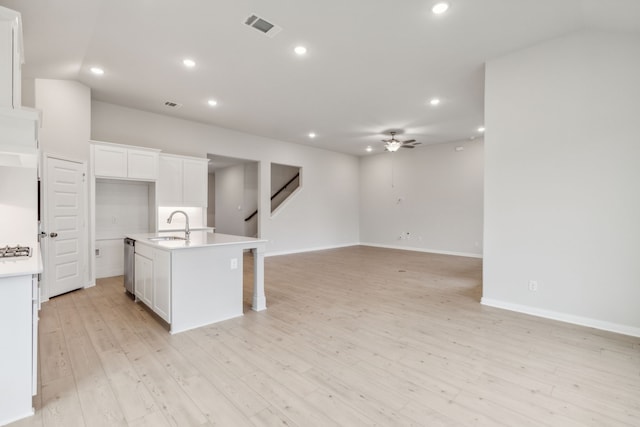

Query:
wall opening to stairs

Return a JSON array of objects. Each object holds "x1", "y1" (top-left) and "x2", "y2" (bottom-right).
[{"x1": 270, "y1": 163, "x2": 301, "y2": 214}]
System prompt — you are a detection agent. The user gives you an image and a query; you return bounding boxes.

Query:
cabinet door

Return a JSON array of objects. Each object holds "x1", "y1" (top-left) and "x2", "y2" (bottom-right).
[
  {"x1": 134, "y1": 253, "x2": 153, "y2": 307},
  {"x1": 157, "y1": 155, "x2": 183, "y2": 205},
  {"x1": 94, "y1": 145, "x2": 127, "y2": 177},
  {"x1": 0, "y1": 21, "x2": 16, "y2": 108},
  {"x1": 182, "y1": 158, "x2": 208, "y2": 207},
  {"x1": 153, "y1": 249, "x2": 171, "y2": 322},
  {"x1": 127, "y1": 149, "x2": 158, "y2": 180}
]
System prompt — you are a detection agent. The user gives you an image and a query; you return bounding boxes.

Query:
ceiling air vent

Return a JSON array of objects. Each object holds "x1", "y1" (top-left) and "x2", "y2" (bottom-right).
[
  {"x1": 244, "y1": 14, "x2": 282, "y2": 38},
  {"x1": 164, "y1": 101, "x2": 182, "y2": 109}
]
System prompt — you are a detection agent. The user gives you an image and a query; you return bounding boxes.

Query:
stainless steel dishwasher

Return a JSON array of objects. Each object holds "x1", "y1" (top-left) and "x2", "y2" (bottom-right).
[{"x1": 124, "y1": 238, "x2": 135, "y2": 296}]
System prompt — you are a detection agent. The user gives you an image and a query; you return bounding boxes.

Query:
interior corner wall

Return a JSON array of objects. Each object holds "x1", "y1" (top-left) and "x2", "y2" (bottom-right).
[
  {"x1": 359, "y1": 139, "x2": 484, "y2": 257},
  {"x1": 214, "y1": 164, "x2": 246, "y2": 236},
  {"x1": 90, "y1": 101, "x2": 360, "y2": 255},
  {"x1": 483, "y1": 30, "x2": 640, "y2": 336},
  {"x1": 34, "y1": 79, "x2": 91, "y2": 161}
]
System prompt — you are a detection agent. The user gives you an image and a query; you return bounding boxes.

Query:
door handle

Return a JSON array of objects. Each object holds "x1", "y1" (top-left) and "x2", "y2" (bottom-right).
[{"x1": 50, "y1": 232, "x2": 58, "y2": 238}]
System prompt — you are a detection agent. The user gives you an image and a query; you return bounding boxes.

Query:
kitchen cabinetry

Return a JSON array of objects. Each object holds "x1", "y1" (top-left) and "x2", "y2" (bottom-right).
[
  {"x1": 0, "y1": 7, "x2": 23, "y2": 109},
  {"x1": 134, "y1": 242, "x2": 171, "y2": 323},
  {"x1": 0, "y1": 273, "x2": 38, "y2": 426},
  {"x1": 153, "y1": 249, "x2": 171, "y2": 322},
  {"x1": 92, "y1": 141, "x2": 159, "y2": 180},
  {"x1": 158, "y1": 154, "x2": 208, "y2": 207},
  {"x1": 134, "y1": 252, "x2": 153, "y2": 307}
]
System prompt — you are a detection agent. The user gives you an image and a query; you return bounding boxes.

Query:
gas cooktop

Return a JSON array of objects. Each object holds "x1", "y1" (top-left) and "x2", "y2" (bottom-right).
[{"x1": 0, "y1": 245, "x2": 31, "y2": 258}]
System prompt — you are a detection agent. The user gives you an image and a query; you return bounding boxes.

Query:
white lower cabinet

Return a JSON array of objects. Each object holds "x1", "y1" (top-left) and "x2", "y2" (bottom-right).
[
  {"x1": 153, "y1": 249, "x2": 171, "y2": 322},
  {"x1": 135, "y1": 243, "x2": 171, "y2": 323},
  {"x1": 134, "y1": 253, "x2": 153, "y2": 307},
  {"x1": 0, "y1": 274, "x2": 37, "y2": 425}
]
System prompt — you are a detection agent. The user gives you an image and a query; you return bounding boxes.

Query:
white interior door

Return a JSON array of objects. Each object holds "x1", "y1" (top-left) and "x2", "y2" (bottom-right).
[{"x1": 45, "y1": 156, "x2": 86, "y2": 298}]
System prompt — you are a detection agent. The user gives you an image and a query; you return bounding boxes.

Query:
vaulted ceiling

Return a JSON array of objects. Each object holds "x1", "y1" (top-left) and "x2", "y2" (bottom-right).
[{"x1": 2, "y1": 0, "x2": 640, "y2": 155}]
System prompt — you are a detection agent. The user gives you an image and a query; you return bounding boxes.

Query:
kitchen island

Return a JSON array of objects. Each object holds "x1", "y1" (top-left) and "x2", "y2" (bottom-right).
[{"x1": 125, "y1": 231, "x2": 267, "y2": 334}]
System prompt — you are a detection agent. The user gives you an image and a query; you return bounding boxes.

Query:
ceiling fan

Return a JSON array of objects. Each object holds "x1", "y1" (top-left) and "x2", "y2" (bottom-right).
[{"x1": 382, "y1": 132, "x2": 421, "y2": 152}]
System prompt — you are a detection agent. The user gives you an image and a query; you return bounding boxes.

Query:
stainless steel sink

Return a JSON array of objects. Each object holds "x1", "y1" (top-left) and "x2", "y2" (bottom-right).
[{"x1": 148, "y1": 236, "x2": 187, "y2": 242}]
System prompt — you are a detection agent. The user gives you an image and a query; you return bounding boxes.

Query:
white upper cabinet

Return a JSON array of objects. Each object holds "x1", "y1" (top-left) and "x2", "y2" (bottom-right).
[
  {"x1": 127, "y1": 149, "x2": 158, "y2": 180},
  {"x1": 92, "y1": 141, "x2": 159, "y2": 180},
  {"x1": 0, "y1": 7, "x2": 23, "y2": 109},
  {"x1": 157, "y1": 154, "x2": 182, "y2": 203},
  {"x1": 93, "y1": 144, "x2": 126, "y2": 177},
  {"x1": 158, "y1": 153, "x2": 208, "y2": 207},
  {"x1": 182, "y1": 158, "x2": 208, "y2": 206}
]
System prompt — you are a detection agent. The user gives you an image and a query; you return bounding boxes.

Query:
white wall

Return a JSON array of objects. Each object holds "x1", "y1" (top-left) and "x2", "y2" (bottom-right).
[
  {"x1": 359, "y1": 139, "x2": 484, "y2": 257},
  {"x1": 215, "y1": 164, "x2": 246, "y2": 236},
  {"x1": 35, "y1": 79, "x2": 91, "y2": 161},
  {"x1": 243, "y1": 162, "x2": 258, "y2": 237},
  {"x1": 95, "y1": 180, "x2": 152, "y2": 239},
  {"x1": 483, "y1": 30, "x2": 640, "y2": 336},
  {"x1": 91, "y1": 101, "x2": 360, "y2": 255}
]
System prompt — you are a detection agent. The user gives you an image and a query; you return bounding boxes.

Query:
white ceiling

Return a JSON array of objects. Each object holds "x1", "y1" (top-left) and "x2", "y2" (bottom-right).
[{"x1": 2, "y1": 0, "x2": 640, "y2": 156}]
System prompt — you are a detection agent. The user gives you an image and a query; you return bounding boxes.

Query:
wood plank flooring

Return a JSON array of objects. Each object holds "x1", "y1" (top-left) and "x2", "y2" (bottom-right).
[{"x1": 9, "y1": 246, "x2": 640, "y2": 426}]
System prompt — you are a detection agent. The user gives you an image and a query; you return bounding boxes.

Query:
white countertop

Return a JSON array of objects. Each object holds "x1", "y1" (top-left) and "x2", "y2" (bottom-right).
[
  {"x1": 125, "y1": 230, "x2": 267, "y2": 250},
  {"x1": 0, "y1": 243, "x2": 43, "y2": 278}
]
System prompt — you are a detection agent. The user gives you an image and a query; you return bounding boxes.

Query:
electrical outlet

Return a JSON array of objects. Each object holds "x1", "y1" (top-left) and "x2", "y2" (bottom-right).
[
  {"x1": 528, "y1": 280, "x2": 538, "y2": 292},
  {"x1": 405, "y1": 232, "x2": 411, "y2": 240},
  {"x1": 230, "y1": 258, "x2": 238, "y2": 270}
]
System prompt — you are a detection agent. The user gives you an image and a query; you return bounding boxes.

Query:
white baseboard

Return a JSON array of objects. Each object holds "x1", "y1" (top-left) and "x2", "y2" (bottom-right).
[
  {"x1": 360, "y1": 242, "x2": 483, "y2": 259},
  {"x1": 481, "y1": 297, "x2": 640, "y2": 338},
  {"x1": 95, "y1": 269, "x2": 123, "y2": 279},
  {"x1": 266, "y1": 242, "x2": 359, "y2": 257}
]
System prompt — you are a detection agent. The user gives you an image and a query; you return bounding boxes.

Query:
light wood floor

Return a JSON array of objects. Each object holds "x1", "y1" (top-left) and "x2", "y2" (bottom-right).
[{"x1": 10, "y1": 246, "x2": 640, "y2": 426}]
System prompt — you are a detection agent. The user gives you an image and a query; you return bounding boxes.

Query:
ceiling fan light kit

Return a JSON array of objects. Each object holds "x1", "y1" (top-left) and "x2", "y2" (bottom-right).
[
  {"x1": 382, "y1": 131, "x2": 421, "y2": 152},
  {"x1": 386, "y1": 141, "x2": 402, "y2": 152}
]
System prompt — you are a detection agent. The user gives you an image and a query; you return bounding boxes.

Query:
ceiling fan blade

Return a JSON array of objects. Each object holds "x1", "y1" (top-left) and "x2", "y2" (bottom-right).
[
  {"x1": 401, "y1": 145, "x2": 415, "y2": 149},
  {"x1": 403, "y1": 139, "x2": 416, "y2": 144}
]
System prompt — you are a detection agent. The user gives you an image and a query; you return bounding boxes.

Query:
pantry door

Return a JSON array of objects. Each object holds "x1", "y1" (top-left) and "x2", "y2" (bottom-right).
[{"x1": 44, "y1": 155, "x2": 87, "y2": 298}]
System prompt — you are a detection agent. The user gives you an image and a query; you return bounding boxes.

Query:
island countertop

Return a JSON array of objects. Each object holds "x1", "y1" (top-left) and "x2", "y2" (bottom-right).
[{"x1": 125, "y1": 230, "x2": 267, "y2": 250}]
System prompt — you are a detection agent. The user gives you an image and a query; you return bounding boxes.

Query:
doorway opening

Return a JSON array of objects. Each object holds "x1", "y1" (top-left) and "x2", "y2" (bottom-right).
[{"x1": 207, "y1": 154, "x2": 259, "y2": 237}]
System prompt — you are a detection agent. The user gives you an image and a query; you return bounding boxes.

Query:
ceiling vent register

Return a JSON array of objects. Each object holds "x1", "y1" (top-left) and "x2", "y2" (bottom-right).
[
  {"x1": 244, "y1": 14, "x2": 282, "y2": 38},
  {"x1": 164, "y1": 101, "x2": 182, "y2": 108}
]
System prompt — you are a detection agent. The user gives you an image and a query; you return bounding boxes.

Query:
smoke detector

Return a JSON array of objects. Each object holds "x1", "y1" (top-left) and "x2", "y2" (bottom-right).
[{"x1": 244, "y1": 14, "x2": 282, "y2": 38}]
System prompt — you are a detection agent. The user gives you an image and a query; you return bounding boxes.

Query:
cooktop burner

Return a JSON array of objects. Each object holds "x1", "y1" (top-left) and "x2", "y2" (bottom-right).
[{"x1": 0, "y1": 245, "x2": 31, "y2": 258}]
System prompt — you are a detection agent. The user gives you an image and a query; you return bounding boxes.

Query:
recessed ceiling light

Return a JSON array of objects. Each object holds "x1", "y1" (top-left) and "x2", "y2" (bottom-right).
[
  {"x1": 429, "y1": 98, "x2": 441, "y2": 106},
  {"x1": 478, "y1": 126, "x2": 485, "y2": 133},
  {"x1": 366, "y1": 146, "x2": 373, "y2": 153},
  {"x1": 183, "y1": 58, "x2": 196, "y2": 68},
  {"x1": 90, "y1": 67, "x2": 104, "y2": 75},
  {"x1": 207, "y1": 99, "x2": 218, "y2": 107},
  {"x1": 432, "y1": 2, "x2": 449, "y2": 14},
  {"x1": 294, "y1": 46, "x2": 307, "y2": 55},
  {"x1": 308, "y1": 132, "x2": 316, "y2": 138}
]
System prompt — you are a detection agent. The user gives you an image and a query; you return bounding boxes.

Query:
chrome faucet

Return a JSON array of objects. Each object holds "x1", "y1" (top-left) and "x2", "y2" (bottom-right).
[{"x1": 167, "y1": 210, "x2": 190, "y2": 240}]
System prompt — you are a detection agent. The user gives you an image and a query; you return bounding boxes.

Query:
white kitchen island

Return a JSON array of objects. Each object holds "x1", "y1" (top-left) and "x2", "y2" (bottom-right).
[{"x1": 126, "y1": 231, "x2": 267, "y2": 334}]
